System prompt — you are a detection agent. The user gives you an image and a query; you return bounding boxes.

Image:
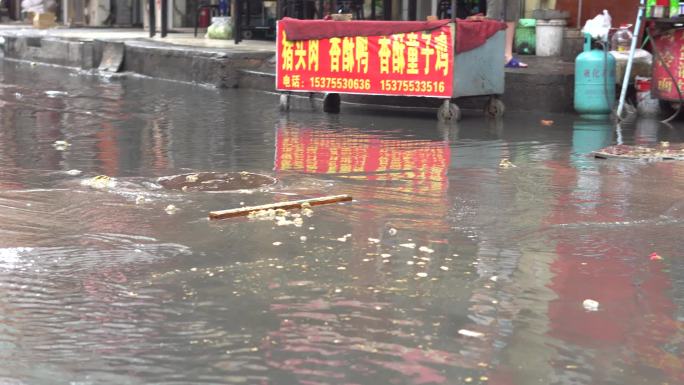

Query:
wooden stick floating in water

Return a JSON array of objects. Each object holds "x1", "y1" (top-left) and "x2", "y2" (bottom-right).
[{"x1": 209, "y1": 194, "x2": 353, "y2": 220}]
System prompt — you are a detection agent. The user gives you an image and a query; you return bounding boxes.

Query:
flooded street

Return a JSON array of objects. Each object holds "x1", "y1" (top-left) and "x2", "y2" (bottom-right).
[{"x1": 0, "y1": 60, "x2": 683, "y2": 385}]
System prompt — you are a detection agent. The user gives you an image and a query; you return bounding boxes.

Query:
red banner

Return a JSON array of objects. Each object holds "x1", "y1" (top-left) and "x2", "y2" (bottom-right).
[
  {"x1": 652, "y1": 28, "x2": 684, "y2": 101},
  {"x1": 276, "y1": 23, "x2": 454, "y2": 98}
]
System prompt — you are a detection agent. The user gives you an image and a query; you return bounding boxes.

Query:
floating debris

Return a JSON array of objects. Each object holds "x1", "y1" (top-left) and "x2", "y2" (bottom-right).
[
  {"x1": 458, "y1": 329, "x2": 484, "y2": 338},
  {"x1": 381, "y1": 253, "x2": 391, "y2": 258},
  {"x1": 52, "y1": 140, "x2": 71, "y2": 151},
  {"x1": 400, "y1": 243, "x2": 416, "y2": 249},
  {"x1": 81, "y1": 175, "x2": 117, "y2": 189},
  {"x1": 416, "y1": 272, "x2": 428, "y2": 278},
  {"x1": 499, "y1": 158, "x2": 516, "y2": 168},
  {"x1": 582, "y1": 299, "x2": 599, "y2": 311},
  {"x1": 440, "y1": 266, "x2": 449, "y2": 271},
  {"x1": 300, "y1": 236, "x2": 307, "y2": 242},
  {"x1": 159, "y1": 172, "x2": 277, "y2": 192},
  {"x1": 65, "y1": 169, "x2": 82, "y2": 176},
  {"x1": 135, "y1": 195, "x2": 146, "y2": 205},
  {"x1": 210, "y1": 195, "x2": 352, "y2": 219},
  {"x1": 649, "y1": 252, "x2": 663, "y2": 261},
  {"x1": 593, "y1": 143, "x2": 684, "y2": 161},
  {"x1": 388, "y1": 228, "x2": 397, "y2": 236},
  {"x1": 165, "y1": 204, "x2": 178, "y2": 214},
  {"x1": 418, "y1": 246, "x2": 434, "y2": 253},
  {"x1": 540, "y1": 119, "x2": 554, "y2": 126},
  {"x1": 489, "y1": 276, "x2": 498, "y2": 282},
  {"x1": 272, "y1": 242, "x2": 282, "y2": 246},
  {"x1": 368, "y1": 238, "x2": 380, "y2": 244},
  {"x1": 45, "y1": 90, "x2": 68, "y2": 97}
]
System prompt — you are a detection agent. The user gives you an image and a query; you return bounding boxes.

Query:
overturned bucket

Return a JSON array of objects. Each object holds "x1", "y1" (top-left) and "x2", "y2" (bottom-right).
[{"x1": 158, "y1": 172, "x2": 276, "y2": 192}]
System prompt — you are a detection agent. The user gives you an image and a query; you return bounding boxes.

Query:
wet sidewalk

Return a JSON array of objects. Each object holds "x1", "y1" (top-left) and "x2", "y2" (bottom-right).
[{"x1": 0, "y1": 24, "x2": 575, "y2": 113}]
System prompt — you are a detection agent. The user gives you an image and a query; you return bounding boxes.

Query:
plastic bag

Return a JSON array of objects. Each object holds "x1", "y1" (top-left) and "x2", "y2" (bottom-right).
[
  {"x1": 206, "y1": 17, "x2": 232, "y2": 40},
  {"x1": 582, "y1": 9, "x2": 612, "y2": 41},
  {"x1": 635, "y1": 76, "x2": 662, "y2": 117},
  {"x1": 21, "y1": 0, "x2": 55, "y2": 14}
]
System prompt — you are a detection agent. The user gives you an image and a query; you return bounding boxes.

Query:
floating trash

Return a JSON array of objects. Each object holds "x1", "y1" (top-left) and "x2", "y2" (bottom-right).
[
  {"x1": 649, "y1": 252, "x2": 663, "y2": 261},
  {"x1": 81, "y1": 175, "x2": 117, "y2": 189},
  {"x1": 418, "y1": 246, "x2": 434, "y2": 253},
  {"x1": 165, "y1": 204, "x2": 178, "y2": 214},
  {"x1": 593, "y1": 144, "x2": 684, "y2": 161},
  {"x1": 458, "y1": 329, "x2": 484, "y2": 338},
  {"x1": 45, "y1": 90, "x2": 68, "y2": 98},
  {"x1": 499, "y1": 158, "x2": 516, "y2": 168},
  {"x1": 158, "y1": 172, "x2": 276, "y2": 192},
  {"x1": 582, "y1": 299, "x2": 599, "y2": 311},
  {"x1": 65, "y1": 169, "x2": 82, "y2": 176},
  {"x1": 53, "y1": 140, "x2": 71, "y2": 151}
]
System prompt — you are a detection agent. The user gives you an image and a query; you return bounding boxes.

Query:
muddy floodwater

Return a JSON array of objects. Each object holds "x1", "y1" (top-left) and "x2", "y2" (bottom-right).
[{"x1": 0, "y1": 60, "x2": 683, "y2": 385}]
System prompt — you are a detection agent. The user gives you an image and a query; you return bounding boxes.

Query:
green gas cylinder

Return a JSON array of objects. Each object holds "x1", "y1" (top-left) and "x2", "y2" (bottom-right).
[{"x1": 574, "y1": 33, "x2": 616, "y2": 117}]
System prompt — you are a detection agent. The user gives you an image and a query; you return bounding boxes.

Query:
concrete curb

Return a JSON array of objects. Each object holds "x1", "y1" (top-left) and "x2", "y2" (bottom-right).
[
  {"x1": 1, "y1": 34, "x2": 273, "y2": 88},
  {"x1": 1, "y1": 33, "x2": 575, "y2": 113}
]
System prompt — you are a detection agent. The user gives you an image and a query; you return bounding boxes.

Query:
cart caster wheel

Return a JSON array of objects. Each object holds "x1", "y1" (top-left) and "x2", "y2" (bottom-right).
[
  {"x1": 279, "y1": 94, "x2": 290, "y2": 111},
  {"x1": 323, "y1": 93, "x2": 341, "y2": 114},
  {"x1": 438, "y1": 102, "x2": 461, "y2": 122},
  {"x1": 242, "y1": 30, "x2": 254, "y2": 40},
  {"x1": 485, "y1": 97, "x2": 505, "y2": 118}
]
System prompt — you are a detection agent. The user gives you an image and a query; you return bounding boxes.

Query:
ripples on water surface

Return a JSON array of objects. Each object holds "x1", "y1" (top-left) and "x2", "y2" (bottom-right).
[{"x1": 0, "y1": 61, "x2": 683, "y2": 385}]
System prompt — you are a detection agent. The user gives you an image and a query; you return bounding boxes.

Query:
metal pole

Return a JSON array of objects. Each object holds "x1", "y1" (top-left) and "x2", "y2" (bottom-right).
[
  {"x1": 161, "y1": 0, "x2": 168, "y2": 37},
  {"x1": 148, "y1": 0, "x2": 156, "y2": 37},
  {"x1": 617, "y1": 0, "x2": 645, "y2": 119},
  {"x1": 234, "y1": 0, "x2": 242, "y2": 44},
  {"x1": 577, "y1": 0, "x2": 582, "y2": 28}
]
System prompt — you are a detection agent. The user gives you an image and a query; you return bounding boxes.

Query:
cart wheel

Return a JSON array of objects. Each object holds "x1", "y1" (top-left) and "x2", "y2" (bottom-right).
[
  {"x1": 279, "y1": 94, "x2": 290, "y2": 112},
  {"x1": 323, "y1": 93, "x2": 341, "y2": 114},
  {"x1": 242, "y1": 30, "x2": 254, "y2": 40},
  {"x1": 485, "y1": 97, "x2": 505, "y2": 118},
  {"x1": 438, "y1": 102, "x2": 461, "y2": 122}
]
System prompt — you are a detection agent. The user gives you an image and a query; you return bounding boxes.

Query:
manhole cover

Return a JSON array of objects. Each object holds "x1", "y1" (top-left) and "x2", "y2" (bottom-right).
[{"x1": 158, "y1": 172, "x2": 277, "y2": 192}]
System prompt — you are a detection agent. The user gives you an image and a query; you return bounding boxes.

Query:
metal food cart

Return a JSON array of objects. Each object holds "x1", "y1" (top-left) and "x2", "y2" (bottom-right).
[{"x1": 276, "y1": 19, "x2": 506, "y2": 121}]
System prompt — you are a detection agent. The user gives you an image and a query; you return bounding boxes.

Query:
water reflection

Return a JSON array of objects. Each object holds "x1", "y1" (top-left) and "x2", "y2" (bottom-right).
[{"x1": 275, "y1": 120, "x2": 451, "y2": 231}]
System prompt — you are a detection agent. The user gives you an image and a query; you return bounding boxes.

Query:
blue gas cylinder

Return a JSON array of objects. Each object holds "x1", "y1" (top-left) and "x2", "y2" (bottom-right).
[{"x1": 574, "y1": 33, "x2": 616, "y2": 117}]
